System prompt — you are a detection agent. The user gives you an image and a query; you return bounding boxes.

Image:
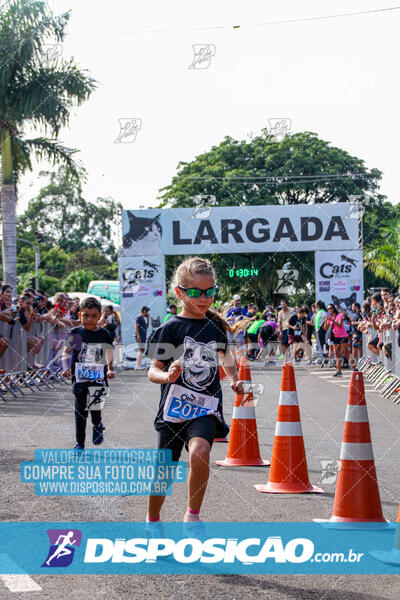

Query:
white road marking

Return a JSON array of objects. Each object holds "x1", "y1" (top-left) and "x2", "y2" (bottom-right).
[
  {"x1": 0, "y1": 554, "x2": 42, "y2": 593},
  {"x1": 0, "y1": 574, "x2": 41, "y2": 592}
]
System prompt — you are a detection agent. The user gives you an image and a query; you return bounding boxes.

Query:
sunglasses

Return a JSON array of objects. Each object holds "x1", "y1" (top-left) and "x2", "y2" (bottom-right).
[{"x1": 178, "y1": 285, "x2": 218, "y2": 298}]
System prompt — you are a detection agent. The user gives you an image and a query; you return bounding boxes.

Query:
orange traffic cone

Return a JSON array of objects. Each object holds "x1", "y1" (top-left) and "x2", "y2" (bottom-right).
[
  {"x1": 315, "y1": 371, "x2": 388, "y2": 528},
  {"x1": 255, "y1": 362, "x2": 323, "y2": 493},
  {"x1": 216, "y1": 356, "x2": 269, "y2": 467},
  {"x1": 234, "y1": 344, "x2": 242, "y2": 370},
  {"x1": 370, "y1": 505, "x2": 400, "y2": 564}
]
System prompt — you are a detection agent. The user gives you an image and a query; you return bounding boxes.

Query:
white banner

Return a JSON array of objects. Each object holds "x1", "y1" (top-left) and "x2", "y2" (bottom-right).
[
  {"x1": 315, "y1": 250, "x2": 364, "y2": 312},
  {"x1": 118, "y1": 256, "x2": 166, "y2": 365},
  {"x1": 121, "y1": 203, "x2": 360, "y2": 256}
]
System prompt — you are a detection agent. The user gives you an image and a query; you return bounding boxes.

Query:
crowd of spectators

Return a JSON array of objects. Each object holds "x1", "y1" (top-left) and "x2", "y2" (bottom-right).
[
  {"x1": 1, "y1": 279, "x2": 399, "y2": 376},
  {"x1": 0, "y1": 282, "x2": 120, "y2": 368},
  {"x1": 213, "y1": 287, "x2": 400, "y2": 377}
]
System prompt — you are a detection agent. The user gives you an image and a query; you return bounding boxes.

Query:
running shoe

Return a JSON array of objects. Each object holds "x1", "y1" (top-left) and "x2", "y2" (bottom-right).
[
  {"x1": 93, "y1": 423, "x2": 104, "y2": 445},
  {"x1": 183, "y1": 520, "x2": 207, "y2": 542},
  {"x1": 333, "y1": 371, "x2": 343, "y2": 377},
  {"x1": 145, "y1": 520, "x2": 165, "y2": 539},
  {"x1": 73, "y1": 443, "x2": 85, "y2": 450}
]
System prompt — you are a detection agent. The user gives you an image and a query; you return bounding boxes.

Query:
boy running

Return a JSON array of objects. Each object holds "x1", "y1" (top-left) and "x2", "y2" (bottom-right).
[{"x1": 62, "y1": 297, "x2": 115, "y2": 450}]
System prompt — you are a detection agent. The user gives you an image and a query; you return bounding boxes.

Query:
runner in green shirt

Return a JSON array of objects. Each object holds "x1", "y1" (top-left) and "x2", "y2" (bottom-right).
[
  {"x1": 163, "y1": 304, "x2": 177, "y2": 323},
  {"x1": 247, "y1": 318, "x2": 265, "y2": 360}
]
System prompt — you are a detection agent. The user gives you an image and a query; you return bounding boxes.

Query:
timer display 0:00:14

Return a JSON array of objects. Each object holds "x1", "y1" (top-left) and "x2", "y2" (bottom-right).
[{"x1": 228, "y1": 268, "x2": 259, "y2": 278}]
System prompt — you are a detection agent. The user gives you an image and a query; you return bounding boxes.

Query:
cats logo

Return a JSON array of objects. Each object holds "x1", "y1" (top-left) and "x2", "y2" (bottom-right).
[{"x1": 319, "y1": 253, "x2": 359, "y2": 279}]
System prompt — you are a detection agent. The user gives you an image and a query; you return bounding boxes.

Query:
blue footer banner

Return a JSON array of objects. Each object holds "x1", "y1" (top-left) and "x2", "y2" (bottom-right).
[{"x1": 1, "y1": 522, "x2": 399, "y2": 574}]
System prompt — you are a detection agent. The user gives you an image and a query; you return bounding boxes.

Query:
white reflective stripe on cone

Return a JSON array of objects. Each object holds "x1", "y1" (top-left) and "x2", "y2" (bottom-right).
[
  {"x1": 278, "y1": 391, "x2": 299, "y2": 406},
  {"x1": 275, "y1": 421, "x2": 303, "y2": 436},
  {"x1": 340, "y1": 442, "x2": 374, "y2": 460},
  {"x1": 232, "y1": 406, "x2": 256, "y2": 420},
  {"x1": 345, "y1": 404, "x2": 369, "y2": 422}
]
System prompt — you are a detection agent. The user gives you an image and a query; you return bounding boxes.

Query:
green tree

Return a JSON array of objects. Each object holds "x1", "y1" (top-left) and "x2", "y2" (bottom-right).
[
  {"x1": 364, "y1": 221, "x2": 400, "y2": 287},
  {"x1": 18, "y1": 168, "x2": 121, "y2": 257},
  {"x1": 40, "y1": 246, "x2": 72, "y2": 278},
  {"x1": 61, "y1": 269, "x2": 98, "y2": 292},
  {"x1": 159, "y1": 131, "x2": 384, "y2": 302},
  {"x1": 17, "y1": 269, "x2": 59, "y2": 295},
  {"x1": 159, "y1": 131, "x2": 383, "y2": 208},
  {"x1": 65, "y1": 247, "x2": 116, "y2": 277},
  {"x1": 0, "y1": 0, "x2": 96, "y2": 291}
]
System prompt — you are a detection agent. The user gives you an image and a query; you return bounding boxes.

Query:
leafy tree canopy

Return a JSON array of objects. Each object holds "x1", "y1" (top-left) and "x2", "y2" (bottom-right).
[
  {"x1": 62, "y1": 269, "x2": 98, "y2": 293},
  {"x1": 18, "y1": 168, "x2": 122, "y2": 257},
  {"x1": 159, "y1": 131, "x2": 384, "y2": 208}
]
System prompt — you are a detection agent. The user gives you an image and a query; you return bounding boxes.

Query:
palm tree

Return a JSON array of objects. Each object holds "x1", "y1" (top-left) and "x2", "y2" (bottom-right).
[
  {"x1": 364, "y1": 221, "x2": 400, "y2": 285},
  {"x1": 0, "y1": 0, "x2": 96, "y2": 291}
]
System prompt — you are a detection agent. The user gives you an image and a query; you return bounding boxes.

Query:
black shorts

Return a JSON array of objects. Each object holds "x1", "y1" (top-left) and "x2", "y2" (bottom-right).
[
  {"x1": 247, "y1": 332, "x2": 258, "y2": 345},
  {"x1": 369, "y1": 336, "x2": 379, "y2": 347},
  {"x1": 156, "y1": 415, "x2": 218, "y2": 462},
  {"x1": 332, "y1": 336, "x2": 348, "y2": 345}
]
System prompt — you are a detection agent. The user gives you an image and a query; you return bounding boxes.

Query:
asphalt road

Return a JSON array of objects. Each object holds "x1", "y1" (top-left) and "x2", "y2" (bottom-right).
[{"x1": 1, "y1": 363, "x2": 400, "y2": 599}]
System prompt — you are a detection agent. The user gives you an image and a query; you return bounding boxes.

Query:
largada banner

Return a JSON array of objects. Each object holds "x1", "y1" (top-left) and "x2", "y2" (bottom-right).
[
  {"x1": 118, "y1": 255, "x2": 166, "y2": 363},
  {"x1": 315, "y1": 250, "x2": 364, "y2": 311},
  {"x1": 120, "y1": 203, "x2": 360, "y2": 256}
]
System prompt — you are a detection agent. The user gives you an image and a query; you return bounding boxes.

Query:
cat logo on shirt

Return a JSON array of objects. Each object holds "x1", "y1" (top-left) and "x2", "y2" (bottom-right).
[{"x1": 179, "y1": 336, "x2": 217, "y2": 391}]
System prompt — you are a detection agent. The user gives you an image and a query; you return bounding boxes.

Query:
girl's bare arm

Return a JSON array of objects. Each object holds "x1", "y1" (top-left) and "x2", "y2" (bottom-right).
[{"x1": 148, "y1": 358, "x2": 182, "y2": 384}]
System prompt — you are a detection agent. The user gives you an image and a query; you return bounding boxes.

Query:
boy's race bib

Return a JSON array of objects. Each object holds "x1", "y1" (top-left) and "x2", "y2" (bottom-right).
[
  {"x1": 75, "y1": 363, "x2": 105, "y2": 383},
  {"x1": 163, "y1": 384, "x2": 219, "y2": 423}
]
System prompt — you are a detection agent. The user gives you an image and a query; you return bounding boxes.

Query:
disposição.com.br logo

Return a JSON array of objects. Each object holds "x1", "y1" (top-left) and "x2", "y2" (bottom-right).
[{"x1": 41, "y1": 529, "x2": 82, "y2": 568}]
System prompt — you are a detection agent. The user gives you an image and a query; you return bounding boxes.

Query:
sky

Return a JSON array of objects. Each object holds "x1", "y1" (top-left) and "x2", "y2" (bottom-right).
[{"x1": 16, "y1": 0, "x2": 400, "y2": 216}]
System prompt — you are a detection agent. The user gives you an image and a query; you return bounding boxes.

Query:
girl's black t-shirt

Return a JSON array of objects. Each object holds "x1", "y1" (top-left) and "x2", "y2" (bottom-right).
[
  {"x1": 67, "y1": 326, "x2": 113, "y2": 393},
  {"x1": 145, "y1": 315, "x2": 229, "y2": 436}
]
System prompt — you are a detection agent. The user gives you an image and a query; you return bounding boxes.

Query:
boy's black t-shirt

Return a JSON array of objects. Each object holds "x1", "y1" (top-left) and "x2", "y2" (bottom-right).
[
  {"x1": 145, "y1": 315, "x2": 229, "y2": 436},
  {"x1": 67, "y1": 326, "x2": 113, "y2": 394}
]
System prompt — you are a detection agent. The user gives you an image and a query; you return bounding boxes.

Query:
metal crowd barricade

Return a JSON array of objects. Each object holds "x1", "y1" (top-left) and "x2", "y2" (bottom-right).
[
  {"x1": 0, "y1": 317, "x2": 69, "y2": 401},
  {"x1": 358, "y1": 329, "x2": 400, "y2": 403}
]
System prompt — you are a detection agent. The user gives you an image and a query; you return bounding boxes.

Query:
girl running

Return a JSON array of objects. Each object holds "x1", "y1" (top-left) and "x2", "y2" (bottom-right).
[{"x1": 145, "y1": 257, "x2": 243, "y2": 529}]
